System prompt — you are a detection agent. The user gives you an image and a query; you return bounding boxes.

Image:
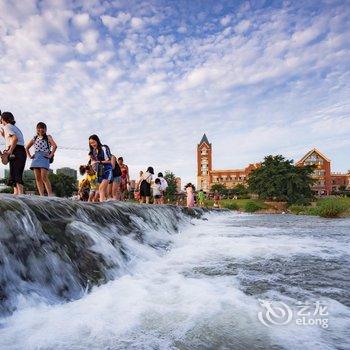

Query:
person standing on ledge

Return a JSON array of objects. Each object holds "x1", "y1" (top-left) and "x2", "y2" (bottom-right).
[
  {"x1": 0, "y1": 112, "x2": 27, "y2": 195},
  {"x1": 139, "y1": 167, "x2": 154, "y2": 204},
  {"x1": 88, "y1": 134, "x2": 113, "y2": 202},
  {"x1": 26, "y1": 122, "x2": 57, "y2": 196},
  {"x1": 197, "y1": 189, "x2": 205, "y2": 207},
  {"x1": 157, "y1": 172, "x2": 168, "y2": 204},
  {"x1": 118, "y1": 157, "x2": 130, "y2": 201},
  {"x1": 185, "y1": 183, "x2": 195, "y2": 208}
]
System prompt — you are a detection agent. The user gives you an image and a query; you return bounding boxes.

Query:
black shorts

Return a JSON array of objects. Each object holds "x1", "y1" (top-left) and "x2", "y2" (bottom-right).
[
  {"x1": 154, "y1": 195, "x2": 162, "y2": 199},
  {"x1": 140, "y1": 180, "x2": 151, "y2": 197},
  {"x1": 8, "y1": 145, "x2": 27, "y2": 186}
]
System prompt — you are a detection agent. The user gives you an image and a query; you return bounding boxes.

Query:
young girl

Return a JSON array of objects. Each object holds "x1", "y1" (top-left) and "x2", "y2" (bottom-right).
[
  {"x1": 88, "y1": 134, "x2": 112, "y2": 202},
  {"x1": 139, "y1": 167, "x2": 154, "y2": 204},
  {"x1": 185, "y1": 183, "x2": 195, "y2": 208},
  {"x1": 213, "y1": 190, "x2": 221, "y2": 208},
  {"x1": 152, "y1": 178, "x2": 163, "y2": 204},
  {"x1": 26, "y1": 122, "x2": 57, "y2": 196},
  {"x1": 111, "y1": 155, "x2": 122, "y2": 200},
  {"x1": 85, "y1": 165, "x2": 99, "y2": 202},
  {"x1": 78, "y1": 166, "x2": 90, "y2": 202},
  {"x1": 134, "y1": 170, "x2": 143, "y2": 201},
  {"x1": 118, "y1": 157, "x2": 130, "y2": 201}
]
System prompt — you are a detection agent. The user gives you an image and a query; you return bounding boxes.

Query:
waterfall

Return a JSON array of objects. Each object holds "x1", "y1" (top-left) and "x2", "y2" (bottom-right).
[{"x1": 0, "y1": 195, "x2": 205, "y2": 315}]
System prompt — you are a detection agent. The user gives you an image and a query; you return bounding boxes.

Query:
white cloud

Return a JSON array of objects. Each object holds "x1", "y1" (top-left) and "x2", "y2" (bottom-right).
[
  {"x1": 73, "y1": 13, "x2": 90, "y2": 28},
  {"x1": 0, "y1": 0, "x2": 349, "y2": 184},
  {"x1": 234, "y1": 19, "x2": 251, "y2": 33},
  {"x1": 101, "y1": 12, "x2": 131, "y2": 31},
  {"x1": 220, "y1": 15, "x2": 231, "y2": 26},
  {"x1": 130, "y1": 17, "x2": 143, "y2": 29},
  {"x1": 76, "y1": 29, "x2": 99, "y2": 53}
]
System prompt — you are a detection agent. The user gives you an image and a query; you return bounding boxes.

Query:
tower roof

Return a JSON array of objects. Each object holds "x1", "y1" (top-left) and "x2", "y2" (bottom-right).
[
  {"x1": 297, "y1": 148, "x2": 331, "y2": 164},
  {"x1": 199, "y1": 134, "x2": 209, "y2": 145}
]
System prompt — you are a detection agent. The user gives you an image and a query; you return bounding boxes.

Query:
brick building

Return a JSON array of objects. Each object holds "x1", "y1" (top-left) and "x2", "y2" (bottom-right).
[
  {"x1": 296, "y1": 148, "x2": 349, "y2": 195},
  {"x1": 197, "y1": 136, "x2": 349, "y2": 194},
  {"x1": 197, "y1": 134, "x2": 259, "y2": 191}
]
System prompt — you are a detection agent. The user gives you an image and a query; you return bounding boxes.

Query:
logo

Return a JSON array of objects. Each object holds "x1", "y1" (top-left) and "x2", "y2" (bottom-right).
[
  {"x1": 258, "y1": 299, "x2": 293, "y2": 327},
  {"x1": 258, "y1": 299, "x2": 329, "y2": 328}
]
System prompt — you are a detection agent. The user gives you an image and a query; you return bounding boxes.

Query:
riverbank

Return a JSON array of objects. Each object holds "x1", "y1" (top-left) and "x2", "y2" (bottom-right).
[
  {"x1": 289, "y1": 197, "x2": 350, "y2": 218},
  {"x1": 204, "y1": 197, "x2": 350, "y2": 218}
]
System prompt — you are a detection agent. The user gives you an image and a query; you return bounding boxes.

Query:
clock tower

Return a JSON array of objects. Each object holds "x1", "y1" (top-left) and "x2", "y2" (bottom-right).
[{"x1": 197, "y1": 134, "x2": 212, "y2": 191}]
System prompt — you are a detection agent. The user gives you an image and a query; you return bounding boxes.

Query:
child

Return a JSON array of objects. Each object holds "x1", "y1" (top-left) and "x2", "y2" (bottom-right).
[
  {"x1": 198, "y1": 189, "x2": 205, "y2": 207},
  {"x1": 185, "y1": 183, "x2": 195, "y2": 208},
  {"x1": 85, "y1": 165, "x2": 99, "y2": 202},
  {"x1": 26, "y1": 122, "x2": 57, "y2": 196},
  {"x1": 78, "y1": 165, "x2": 90, "y2": 201},
  {"x1": 152, "y1": 178, "x2": 163, "y2": 204},
  {"x1": 213, "y1": 190, "x2": 221, "y2": 208}
]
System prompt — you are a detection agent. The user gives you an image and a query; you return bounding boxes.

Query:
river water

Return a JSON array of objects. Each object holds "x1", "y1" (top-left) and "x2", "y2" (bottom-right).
[{"x1": 0, "y1": 204, "x2": 349, "y2": 350}]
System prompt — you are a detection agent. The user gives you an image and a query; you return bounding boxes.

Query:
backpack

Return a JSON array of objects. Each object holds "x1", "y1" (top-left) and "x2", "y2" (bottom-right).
[{"x1": 34, "y1": 134, "x2": 54, "y2": 163}]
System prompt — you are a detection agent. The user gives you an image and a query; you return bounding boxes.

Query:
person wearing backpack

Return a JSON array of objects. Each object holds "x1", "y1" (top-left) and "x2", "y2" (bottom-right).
[{"x1": 26, "y1": 122, "x2": 57, "y2": 196}]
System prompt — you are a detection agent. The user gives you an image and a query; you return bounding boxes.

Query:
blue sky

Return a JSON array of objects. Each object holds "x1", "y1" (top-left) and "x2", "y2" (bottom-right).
[{"x1": 0, "y1": 0, "x2": 349, "y2": 184}]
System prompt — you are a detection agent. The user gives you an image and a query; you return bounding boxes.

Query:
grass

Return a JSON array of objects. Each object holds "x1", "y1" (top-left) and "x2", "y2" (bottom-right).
[
  {"x1": 204, "y1": 198, "x2": 267, "y2": 212},
  {"x1": 204, "y1": 196, "x2": 350, "y2": 218},
  {"x1": 289, "y1": 197, "x2": 350, "y2": 218}
]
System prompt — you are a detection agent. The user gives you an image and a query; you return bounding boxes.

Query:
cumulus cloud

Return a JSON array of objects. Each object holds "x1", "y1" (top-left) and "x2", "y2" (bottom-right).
[
  {"x1": 130, "y1": 17, "x2": 143, "y2": 29},
  {"x1": 101, "y1": 12, "x2": 131, "y2": 31},
  {"x1": 73, "y1": 13, "x2": 90, "y2": 29},
  {"x1": 0, "y1": 0, "x2": 350, "y2": 184}
]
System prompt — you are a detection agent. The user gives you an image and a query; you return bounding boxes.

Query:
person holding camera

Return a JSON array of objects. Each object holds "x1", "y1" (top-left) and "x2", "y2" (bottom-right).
[{"x1": 0, "y1": 111, "x2": 27, "y2": 195}]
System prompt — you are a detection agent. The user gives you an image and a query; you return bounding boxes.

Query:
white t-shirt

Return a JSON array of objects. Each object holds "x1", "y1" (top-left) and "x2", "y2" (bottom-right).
[
  {"x1": 141, "y1": 172, "x2": 152, "y2": 184},
  {"x1": 160, "y1": 177, "x2": 168, "y2": 191},
  {"x1": 152, "y1": 183, "x2": 162, "y2": 196},
  {"x1": 3, "y1": 124, "x2": 25, "y2": 148}
]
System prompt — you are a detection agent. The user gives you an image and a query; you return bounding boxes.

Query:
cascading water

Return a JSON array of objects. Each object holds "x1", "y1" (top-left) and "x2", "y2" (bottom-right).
[
  {"x1": 0, "y1": 195, "x2": 204, "y2": 315},
  {"x1": 0, "y1": 195, "x2": 349, "y2": 350}
]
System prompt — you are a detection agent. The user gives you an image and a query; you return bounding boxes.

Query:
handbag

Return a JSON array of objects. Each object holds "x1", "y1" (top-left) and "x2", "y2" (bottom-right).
[
  {"x1": 0, "y1": 151, "x2": 14, "y2": 165},
  {"x1": 134, "y1": 190, "x2": 140, "y2": 200},
  {"x1": 97, "y1": 163, "x2": 104, "y2": 178}
]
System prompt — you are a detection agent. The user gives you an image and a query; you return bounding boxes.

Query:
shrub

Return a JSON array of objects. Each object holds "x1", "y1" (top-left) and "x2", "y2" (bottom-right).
[
  {"x1": 244, "y1": 201, "x2": 263, "y2": 213},
  {"x1": 223, "y1": 202, "x2": 239, "y2": 210},
  {"x1": 315, "y1": 200, "x2": 347, "y2": 218},
  {"x1": 289, "y1": 205, "x2": 307, "y2": 215}
]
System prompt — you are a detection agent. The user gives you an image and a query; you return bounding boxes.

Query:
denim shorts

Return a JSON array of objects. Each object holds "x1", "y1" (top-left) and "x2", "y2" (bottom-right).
[
  {"x1": 98, "y1": 167, "x2": 113, "y2": 183},
  {"x1": 113, "y1": 176, "x2": 121, "y2": 184}
]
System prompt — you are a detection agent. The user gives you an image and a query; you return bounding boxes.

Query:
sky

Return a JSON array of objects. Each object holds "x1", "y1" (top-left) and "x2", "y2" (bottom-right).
[{"x1": 0, "y1": 0, "x2": 349, "y2": 185}]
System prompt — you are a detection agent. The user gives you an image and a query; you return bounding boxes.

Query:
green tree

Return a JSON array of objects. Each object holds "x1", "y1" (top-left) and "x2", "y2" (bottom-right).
[
  {"x1": 164, "y1": 171, "x2": 177, "y2": 201},
  {"x1": 231, "y1": 184, "x2": 248, "y2": 197},
  {"x1": 211, "y1": 183, "x2": 227, "y2": 195},
  {"x1": 248, "y1": 155, "x2": 315, "y2": 204},
  {"x1": 0, "y1": 187, "x2": 13, "y2": 194},
  {"x1": 49, "y1": 173, "x2": 77, "y2": 197}
]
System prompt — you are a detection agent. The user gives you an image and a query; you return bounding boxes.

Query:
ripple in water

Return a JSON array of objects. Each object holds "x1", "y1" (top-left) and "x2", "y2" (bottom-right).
[{"x1": 0, "y1": 212, "x2": 349, "y2": 350}]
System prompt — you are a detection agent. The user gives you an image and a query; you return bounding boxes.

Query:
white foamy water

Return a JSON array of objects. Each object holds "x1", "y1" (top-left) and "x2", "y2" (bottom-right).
[{"x1": 0, "y1": 212, "x2": 349, "y2": 350}]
